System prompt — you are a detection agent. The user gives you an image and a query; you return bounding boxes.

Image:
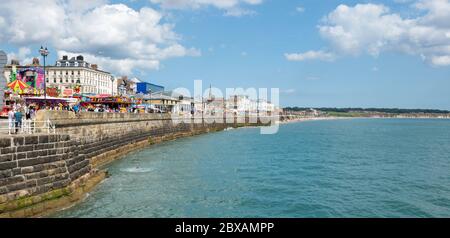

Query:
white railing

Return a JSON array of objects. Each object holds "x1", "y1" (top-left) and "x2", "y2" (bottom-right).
[{"x1": 0, "y1": 119, "x2": 56, "y2": 135}]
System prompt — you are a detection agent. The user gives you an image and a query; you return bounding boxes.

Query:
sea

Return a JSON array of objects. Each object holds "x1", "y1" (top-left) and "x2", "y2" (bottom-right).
[{"x1": 53, "y1": 118, "x2": 450, "y2": 217}]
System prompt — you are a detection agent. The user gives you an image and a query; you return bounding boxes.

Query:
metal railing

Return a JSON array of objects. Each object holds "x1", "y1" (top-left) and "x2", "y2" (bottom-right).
[{"x1": 0, "y1": 119, "x2": 56, "y2": 135}]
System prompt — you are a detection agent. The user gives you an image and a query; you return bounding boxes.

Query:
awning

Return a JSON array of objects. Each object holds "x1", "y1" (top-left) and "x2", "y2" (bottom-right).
[{"x1": 23, "y1": 96, "x2": 77, "y2": 103}]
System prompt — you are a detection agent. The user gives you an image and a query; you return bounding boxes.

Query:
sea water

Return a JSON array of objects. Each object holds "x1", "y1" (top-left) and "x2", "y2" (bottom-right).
[{"x1": 53, "y1": 119, "x2": 450, "y2": 217}]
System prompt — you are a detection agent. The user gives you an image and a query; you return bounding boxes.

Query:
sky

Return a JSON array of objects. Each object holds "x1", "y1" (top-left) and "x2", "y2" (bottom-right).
[{"x1": 1, "y1": 0, "x2": 450, "y2": 109}]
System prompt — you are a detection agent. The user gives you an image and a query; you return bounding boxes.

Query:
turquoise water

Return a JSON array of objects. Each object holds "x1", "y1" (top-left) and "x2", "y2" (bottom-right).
[{"x1": 54, "y1": 119, "x2": 450, "y2": 217}]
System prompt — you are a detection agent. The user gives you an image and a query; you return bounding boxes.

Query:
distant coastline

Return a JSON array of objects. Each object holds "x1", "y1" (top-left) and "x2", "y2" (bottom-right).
[
  {"x1": 279, "y1": 114, "x2": 450, "y2": 125},
  {"x1": 281, "y1": 107, "x2": 450, "y2": 122}
]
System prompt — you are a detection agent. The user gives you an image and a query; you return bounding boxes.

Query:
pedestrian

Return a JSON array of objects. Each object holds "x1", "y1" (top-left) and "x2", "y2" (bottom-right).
[
  {"x1": 8, "y1": 109, "x2": 15, "y2": 134},
  {"x1": 25, "y1": 106, "x2": 31, "y2": 120},
  {"x1": 14, "y1": 109, "x2": 23, "y2": 134},
  {"x1": 30, "y1": 107, "x2": 36, "y2": 120},
  {"x1": 73, "y1": 104, "x2": 79, "y2": 115}
]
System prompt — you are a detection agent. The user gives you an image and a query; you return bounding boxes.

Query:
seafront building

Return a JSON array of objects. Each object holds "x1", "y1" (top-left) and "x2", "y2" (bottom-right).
[
  {"x1": 142, "y1": 91, "x2": 180, "y2": 112},
  {"x1": 3, "y1": 55, "x2": 117, "y2": 96},
  {"x1": 2, "y1": 52, "x2": 276, "y2": 116},
  {"x1": 226, "y1": 95, "x2": 257, "y2": 115},
  {"x1": 116, "y1": 76, "x2": 136, "y2": 96},
  {"x1": 257, "y1": 99, "x2": 276, "y2": 115},
  {"x1": 174, "y1": 96, "x2": 195, "y2": 116},
  {"x1": 136, "y1": 82, "x2": 164, "y2": 95},
  {"x1": 51, "y1": 55, "x2": 116, "y2": 95}
]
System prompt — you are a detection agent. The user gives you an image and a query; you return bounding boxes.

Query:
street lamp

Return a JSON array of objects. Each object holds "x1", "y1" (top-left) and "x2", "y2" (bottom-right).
[
  {"x1": 39, "y1": 46, "x2": 49, "y2": 99},
  {"x1": 110, "y1": 76, "x2": 115, "y2": 96}
]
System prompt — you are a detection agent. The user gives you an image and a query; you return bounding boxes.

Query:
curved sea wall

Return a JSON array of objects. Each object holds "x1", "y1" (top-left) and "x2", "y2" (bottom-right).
[
  {"x1": 0, "y1": 111, "x2": 265, "y2": 217},
  {"x1": 0, "y1": 133, "x2": 102, "y2": 217}
]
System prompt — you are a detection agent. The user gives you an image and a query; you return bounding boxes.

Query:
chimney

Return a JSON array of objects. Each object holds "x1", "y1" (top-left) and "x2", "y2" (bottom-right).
[
  {"x1": 32, "y1": 58, "x2": 40, "y2": 65},
  {"x1": 91, "y1": 64, "x2": 98, "y2": 70},
  {"x1": 11, "y1": 59, "x2": 20, "y2": 66}
]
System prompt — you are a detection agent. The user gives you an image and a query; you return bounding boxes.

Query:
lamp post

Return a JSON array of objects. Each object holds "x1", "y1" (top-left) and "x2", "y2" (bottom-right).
[
  {"x1": 39, "y1": 46, "x2": 49, "y2": 99},
  {"x1": 149, "y1": 89, "x2": 152, "y2": 113},
  {"x1": 110, "y1": 76, "x2": 115, "y2": 96}
]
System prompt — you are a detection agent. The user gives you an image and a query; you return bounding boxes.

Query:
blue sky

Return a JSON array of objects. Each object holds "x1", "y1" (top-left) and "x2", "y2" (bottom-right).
[{"x1": 1, "y1": 0, "x2": 450, "y2": 109}]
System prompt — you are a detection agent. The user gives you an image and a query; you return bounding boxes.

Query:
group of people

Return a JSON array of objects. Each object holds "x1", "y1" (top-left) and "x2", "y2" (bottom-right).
[
  {"x1": 7, "y1": 104, "x2": 37, "y2": 134},
  {"x1": 72, "y1": 105, "x2": 148, "y2": 114},
  {"x1": 5, "y1": 101, "x2": 170, "y2": 134}
]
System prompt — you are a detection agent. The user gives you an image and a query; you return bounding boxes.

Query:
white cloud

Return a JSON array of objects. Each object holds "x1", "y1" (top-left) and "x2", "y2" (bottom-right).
[
  {"x1": 287, "y1": 0, "x2": 450, "y2": 67},
  {"x1": 7, "y1": 47, "x2": 33, "y2": 65},
  {"x1": 415, "y1": 0, "x2": 450, "y2": 27},
  {"x1": 431, "y1": 55, "x2": 450, "y2": 66},
  {"x1": 285, "y1": 50, "x2": 335, "y2": 62},
  {"x1": 150, "y1": 0, "x2": 262, "y2": 16},
  {"x1": 0, "y1": 0, "x2": 200, "y2": 75},
  {"x1": 296, "y1": 6, "x2": 305, "y2": 13},
  {"x1": 0, "y1": 0, "x2": 65, "y2": 45},
  {"x1": 57, "y1": 50, "x2": 160, "y2": 75},
  {"x1": 318, "y1": 4, "x2": 411, "y2": 57},
  {"x1": 224, "y1": 7, "x2": 256, "y2": 17}
]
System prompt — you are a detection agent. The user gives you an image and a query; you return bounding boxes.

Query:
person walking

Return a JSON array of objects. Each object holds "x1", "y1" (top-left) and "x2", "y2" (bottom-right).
[
  {"x1": 25, "y1": 106, "x2": 31, "y2": 120},
  {"x1": 30, "y1": 107, "x2": 36, "y2": 120},
  {"x1": 73, "y1": 104, "x2": 79, "y2": 114},
  {"x1": 8, "y1": 109, "x2": 15, "y2": 134},
  {"x1": 14, "y1": 109, "x2": 23, "y2": 134}
]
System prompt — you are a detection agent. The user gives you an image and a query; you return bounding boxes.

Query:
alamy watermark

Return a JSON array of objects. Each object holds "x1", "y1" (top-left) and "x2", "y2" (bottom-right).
[{"x1": 170, "y1": 80, "x2": 280, "y2": 134}]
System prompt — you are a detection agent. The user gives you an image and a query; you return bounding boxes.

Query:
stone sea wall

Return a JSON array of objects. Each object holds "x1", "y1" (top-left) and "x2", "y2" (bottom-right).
[
  {"x1": 0, "y1": 133, "x2": 102, "y2": 217},
  {"x1": 1, "y1": 111, "x2": 265, "y2": 217}
]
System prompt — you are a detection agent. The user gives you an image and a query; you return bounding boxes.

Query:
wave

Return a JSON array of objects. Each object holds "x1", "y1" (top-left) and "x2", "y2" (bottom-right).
[{"x1": 121, "y1": 167, "x2": 154, "y2": 173}]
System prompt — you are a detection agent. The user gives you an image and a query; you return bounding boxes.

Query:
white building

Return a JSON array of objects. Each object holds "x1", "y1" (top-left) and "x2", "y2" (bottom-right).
[
  {"x1": 128, "y1": 77, "x2": 141, "y2": 94},
  {"x1": 257, "y1": 99, "x2": 275, "y2": 113},
  {"x1": 47, "y1": 55, "x2": 116, "y2": 95},
  {"x1": 226, "y1": 95, "x2": 257, "y2": 115},
  {"x1": 171, "y1": 93, "x2": 194, "y2": 116}
]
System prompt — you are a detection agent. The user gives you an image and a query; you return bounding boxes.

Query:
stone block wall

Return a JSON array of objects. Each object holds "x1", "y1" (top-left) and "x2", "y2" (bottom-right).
[{"x1": 0, "y1": 134, "x2": 96, "y2": 216}]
